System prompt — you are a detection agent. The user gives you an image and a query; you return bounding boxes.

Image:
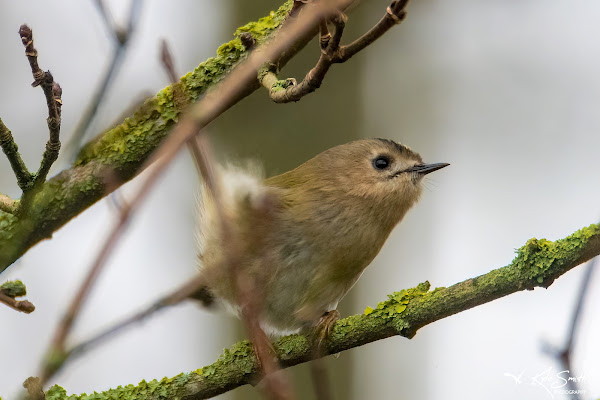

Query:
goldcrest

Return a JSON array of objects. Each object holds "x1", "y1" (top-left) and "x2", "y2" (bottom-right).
[{"x1": 195, "y1": 138, "x2": 448, "y2": 336}]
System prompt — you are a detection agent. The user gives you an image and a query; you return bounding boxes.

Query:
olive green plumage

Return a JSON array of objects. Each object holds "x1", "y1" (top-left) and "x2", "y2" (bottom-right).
[{"x1": 196, "y1": 138, "x2": 448, "y2": 335}]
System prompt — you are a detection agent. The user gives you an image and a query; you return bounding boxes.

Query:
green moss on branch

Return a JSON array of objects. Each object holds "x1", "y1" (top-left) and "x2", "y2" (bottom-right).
[
  {"x1": 0, "y1": 1, "x2": 300, "y2": 272},
  {"x1": 40, "y1": 223, "x2": 600, "y2": 399},
  {"x1": 0, "y1": 279, "x2": 27, "y2": 297}
]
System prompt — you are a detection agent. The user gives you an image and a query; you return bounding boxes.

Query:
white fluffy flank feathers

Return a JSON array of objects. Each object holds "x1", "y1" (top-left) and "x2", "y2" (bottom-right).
[{"x1": 195, "y1": 162, "x2": 266, "y2": 270}]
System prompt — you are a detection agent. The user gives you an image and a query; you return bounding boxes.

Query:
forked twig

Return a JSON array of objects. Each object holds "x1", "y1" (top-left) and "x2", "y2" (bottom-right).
[
  {"x1": 261, "y1": 0, "x2": 408, "y2": 103},
  {"x1": 18, "y1": 25, "x2": 63, "y2": 185},
  {"x1": 0, "y1": 25, "x2": 62, "y2": 203}
]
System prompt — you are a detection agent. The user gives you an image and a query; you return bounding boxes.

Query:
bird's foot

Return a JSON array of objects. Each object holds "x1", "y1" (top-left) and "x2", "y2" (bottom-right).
[{"x1": 313, "y1": 309, "x2": 341, "y2": 356}]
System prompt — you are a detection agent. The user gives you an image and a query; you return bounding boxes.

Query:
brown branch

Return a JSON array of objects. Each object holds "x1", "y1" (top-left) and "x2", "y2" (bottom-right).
[
  {"x1": 36, "y1": 160, "x2": 155, "y2": 385},
  {"x1": 1, "y1": 279, "x2": 35, "y2": 313},
  {"x1": 195, "y1": 133, "x2": 294, "y2": 399},
  {"x1": 18, "y1": 24, "x2": 63, "y2": 186},
  {"x1": 160, "y1": 39, "x2": 179, "y2": 85},
  {"x1": 0, "y1": 290, "x2": 35, "y2": 313},
  {"x1": 261, "y1": 0, "x2": 408, "y2": 103},
  {"x1": 64, "y1": 0, "x2": 144, "y2": 159},
  {"x1": 542, "y1": 255, "x2": 597, "y2": 398},
  {"x1": 67, "y1": 275, "x2": 207, "y2": 360}
]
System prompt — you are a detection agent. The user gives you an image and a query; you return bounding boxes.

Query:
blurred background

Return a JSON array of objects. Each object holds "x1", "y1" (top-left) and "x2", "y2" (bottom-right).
[{"x1": 1, "y1": 0, "x2": 599, "y2": 399}]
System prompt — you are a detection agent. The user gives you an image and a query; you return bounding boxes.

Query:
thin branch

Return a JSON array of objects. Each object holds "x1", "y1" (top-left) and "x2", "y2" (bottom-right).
[
  {"x1": 192, "y1": 134, "x2": 294, "y2": 400},
  {"x1": 34, "y1": 79, "x2": 62, "y2": 184},
  {"x1": 67, "y1": 275, "x2": 206, "y2": 360},
  {"x1": 160, "y1": 39, "x2": 179, "y2": 85},
  {"x1": 66, "y1": 133, "x2": 295, "y2": 399},
  {"x1": 40, "y1": 223, "x2": 600, "y2": 400},
  {"x1": 18, "y1": 25, "x2": 63, "y2": 186},
  {"x1": 37, "y1": 165, "x2": 153, "y2": 384},
  {"x1": 64, "y1": 0, "x2": 143, "y2": 160},
  {"x1": 261, "y1": 0, "x2": 408, "y2": 103},
  {"x1": 0, "y1": 291, "x2": 35, "y2": 313},
  {"x1": 563, "y1": 259, "x2": 596, "y2": 357},
  {"x1": 1, "y1": 279, "x2": 35, "y2": 313},
  {"x1": 309, "y1": 357, "x2": 334, "y2": 400},
  {"x1": 542, "y1": 255, "x2": 597, "y2": 398},
  {"x1": 340, "y1": 1, "x2": 407, "y2": 59},
  {"x1": 0, "y1": 117, "x2": 33, "y2": 191}
]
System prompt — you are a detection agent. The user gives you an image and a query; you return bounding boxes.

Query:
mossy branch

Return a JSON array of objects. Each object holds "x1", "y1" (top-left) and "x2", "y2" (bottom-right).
[
  {"x1": 38, "y1": 223, "x2": 600, "y2": 399},
  {"x1": 0, "y1": 0, "x2": 316, "y2": 272}
]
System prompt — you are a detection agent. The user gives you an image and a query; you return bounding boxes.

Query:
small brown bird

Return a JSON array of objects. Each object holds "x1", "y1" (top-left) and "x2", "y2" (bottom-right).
[{"x1": 195, "y1": 138, "x2": 448, "y2": 336}]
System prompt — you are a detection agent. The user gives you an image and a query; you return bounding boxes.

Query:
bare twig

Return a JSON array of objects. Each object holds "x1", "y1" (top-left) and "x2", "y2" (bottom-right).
[
  {"x1": 18, "y1": 25, "x2": 63, "y2": 185},
  {"x1": 67, "y1": 275, "x2": 206, "y2": 360},
  {"x1": 309, "y1": 309, "x2": 340, "y2": 400},
  {"x1": 160, "y1": 40, "x2": 212, "y2": 183},
  {"x1": 542, "y1": 255, "x2": 597, "y2": 398},
  {"x1": 261, "y1": 0, "x2": 408, "y2": 103},
  {"x1": 0, "y1": 117, "x2": 32, "y2": 191},
  {"x1": 0, "y1": 291, "x2": 35, "y2": 313},
  {"x1": 36, "y1": 162, "x2": 150, "y2": 384},
  {"x1": 562, "y1": 260, "x2": 596, "y2": 362},
  {"x1": 1, "y1": 278, "x2": 35, "y2": 313},
  {"x1": 160, "y1": 39, "x2": 179, "y2": 85},
  {"x1": 64, "y1": 0, "x2": 144, "y2": 159},
  {"x1": 233, "y1": 193, "x2": 295, "y2": 400},
  {"x1": 309, "y1": 358, "x2": 333, "y2": 400},
  {"x1": 191, "y1": 132, "x2": 294, "y2": 399}
]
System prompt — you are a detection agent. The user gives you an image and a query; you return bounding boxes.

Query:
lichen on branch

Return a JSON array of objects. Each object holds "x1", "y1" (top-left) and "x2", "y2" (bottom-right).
[
  {"x1": 0, "y1": 1, "x2": 303, "y2": 272},
  {"x1": 37, "y1": 223, "x2": 600, "y2": 399}
]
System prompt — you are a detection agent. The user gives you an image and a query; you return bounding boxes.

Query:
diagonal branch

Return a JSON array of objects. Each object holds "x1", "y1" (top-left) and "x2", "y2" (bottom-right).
[
  {"x1": 542, "y1": 253, "x2": 597, "y2": 398},
  {"x1": 64, "y1": 0, "x2": 144, "y2": 159},
  {"x1": 39, "y1": 223, "x2": 600, "y2": 399}
]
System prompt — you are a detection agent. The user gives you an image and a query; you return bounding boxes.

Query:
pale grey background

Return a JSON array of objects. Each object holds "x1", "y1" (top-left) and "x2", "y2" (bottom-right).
[{"x1": 0, "y1": 1, "x2": 598, "y2": 399}]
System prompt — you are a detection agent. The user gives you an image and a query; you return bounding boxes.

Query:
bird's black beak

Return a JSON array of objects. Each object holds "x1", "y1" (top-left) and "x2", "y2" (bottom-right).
[{"x1": 408, "y1": 163, "x2": 450, "y2": 175}]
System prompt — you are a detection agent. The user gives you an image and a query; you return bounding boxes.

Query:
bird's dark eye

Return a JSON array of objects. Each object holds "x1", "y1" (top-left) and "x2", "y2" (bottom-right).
[{"x1": 372, "y1": 156, "x2": 390, "y2": 170}]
